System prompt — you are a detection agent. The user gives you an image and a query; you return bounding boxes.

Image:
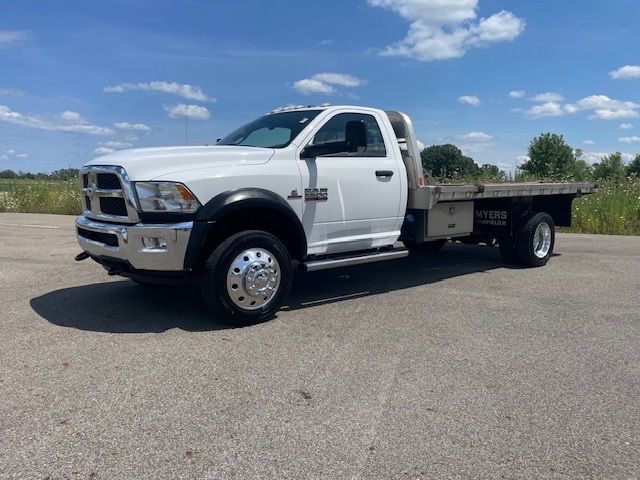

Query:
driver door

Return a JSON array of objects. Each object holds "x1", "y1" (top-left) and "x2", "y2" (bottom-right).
[{"x1": 298, "y1": 111, "x2": 403, "y2": 254}]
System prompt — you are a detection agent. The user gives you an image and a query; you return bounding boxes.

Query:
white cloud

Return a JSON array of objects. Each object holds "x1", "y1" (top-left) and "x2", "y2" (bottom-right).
[
  {"x1": 293, "y1": 73, "x2": 365, "y2": 95},
  {"x1": 530, "y1": 92, "x2": 564, "y2": 102},
  {"x1": 0, "y1": 30, "x2": 29, "y2": 48},
  {"x1": 164, "y1": 103, "x2": 211, "y2": 120},
  {"x1": 516, "y1": 155, "x2": 529, "y2": 165},
  {"x1": 94, "y1": 147, "x2": 115, "y2": 155},
  {"x1": 458, "y1": 95, "x2": 480, "y2": 106},
  {"x1": 114, "y1": 122, "x2": 152, "y2": 132},
  {"x1": 60, "y1": 110, "x2": 82, "y2": 121},
  {"x1": 368, "y1": 0, "x2": 525, "y2": 61},
  {"x1": 0, "y1": 88, "x2": 26, "y2": 97},
  {"x1": 509, "y1": 90, "x2": 525, "y2": 98},
  {"x1": 619, "y1": 123, "x2": 633, "y2": 130},
  {"x1": 582, "y1": 152, "x2": 607, "y2": 164},
  {"x1": 619, "y1": 136, "x2": 640, "y2": 144},
  {"x1": 416, "y1": 140, "x2": 426, "y2": 150},
  {"x1": 3, "y1": 148, "x2": 28, "y2": 159},
  {"x1": 589, "y1": 109, "x2": 638, "y2": 121},
  {"x1": 582, "y1": 151, "x2": 635, "y2": 164},
  {"x1": 313, "y1": 73, "x2": 364, "y2": 87},
  {"x1": 104, "y1": 81, "x2": 214, "y2": 102},
  {"x1": 565, "y1": 95, "x2": 640, "y2": 121},
  {"x1": 582, "y1": 140, "x2": 595, "y2": 145},
  {"x1": 609, "y1": 65, "x2": 640, "y2": 80},
  {"x1": 0, "y1": 105, "x2": 113, "y2": 135},
  {"x1": 101, "y1": 140, "x2": 133, "y2": 148},
  {"x1": 294, "y1": 79, "x2": 336, "y2": 95},
  {"x1": 525, "y1": 102, "x2": 564, "y2": 119},
  {"x1": 457, "y1": 131, "x2": 493, "y2": 142}
]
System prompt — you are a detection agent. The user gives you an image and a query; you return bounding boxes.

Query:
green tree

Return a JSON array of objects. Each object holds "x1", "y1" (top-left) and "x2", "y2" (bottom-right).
[
  {"x1": 479, "y1": 163, "x2": 508, "y2": 181},
  {"x1": 0, "y1": 169, "x2": 19, "y2": 179},
  {"x1": 572, "y1": 149, "x2": 593, "y2": 181},
  {"x1": 520, "y1": 133, "x2": 576, "y2": 179},
  {"x1": 420, "y1": 144, "x2": 480, "y2": 179},
  {"x1": 626, "y1": 154, "x2": 640, "y2": 177},
  {"x1": 50, "y1": 168, "x2": 80, "y2": 181},
  {"x1": 592, "y1": 153, "x2": 626, "y2": 181}
]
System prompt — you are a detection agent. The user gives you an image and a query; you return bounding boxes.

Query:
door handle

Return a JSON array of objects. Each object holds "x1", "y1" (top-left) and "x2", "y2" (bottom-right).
[{"x1": 375, "y1": 170, "x2": 394, "y2": 178}]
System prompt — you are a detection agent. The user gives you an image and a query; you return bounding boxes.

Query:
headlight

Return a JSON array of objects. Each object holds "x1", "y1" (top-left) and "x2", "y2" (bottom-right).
[{"x1": 135, "y1": 182, "x2": 201, "y2": 213}]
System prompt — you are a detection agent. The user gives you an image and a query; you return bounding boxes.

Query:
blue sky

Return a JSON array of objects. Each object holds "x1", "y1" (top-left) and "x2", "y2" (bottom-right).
[{"x1": 1, "y1": 0, "x2": 640, "y2": 173}]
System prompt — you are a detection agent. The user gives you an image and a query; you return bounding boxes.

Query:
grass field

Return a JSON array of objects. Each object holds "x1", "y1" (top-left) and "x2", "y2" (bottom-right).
[
  {"x1": 0, "y1": 179, "x2": 81, "y2": 216},
  {"x1": 1, "y1": 177, "x2": 639, "y2": 235},
  {"x1": 564, "y1": 178, "x2": 640, "y2": 235}
]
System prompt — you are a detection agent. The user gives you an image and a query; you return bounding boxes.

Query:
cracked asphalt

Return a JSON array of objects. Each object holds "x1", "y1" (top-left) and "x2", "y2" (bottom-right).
[{"x1": 1, "y1": 213, "x2": 639, "y2": 479}]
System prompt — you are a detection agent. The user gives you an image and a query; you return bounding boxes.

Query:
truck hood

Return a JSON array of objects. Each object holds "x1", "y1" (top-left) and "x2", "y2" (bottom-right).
[{"x1": 85, "y1": 145, "x2": 275, "y2": 180}]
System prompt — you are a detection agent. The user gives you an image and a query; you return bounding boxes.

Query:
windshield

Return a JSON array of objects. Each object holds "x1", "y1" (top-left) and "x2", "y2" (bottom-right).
[{"x1": 217, "y1": 110, "x2": 322, "y2": 148}]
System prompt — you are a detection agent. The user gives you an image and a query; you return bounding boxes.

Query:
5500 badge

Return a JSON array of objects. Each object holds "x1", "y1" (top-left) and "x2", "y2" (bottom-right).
[{"x1": 304, "y1": 188, "x2": 328, "y2": 202}]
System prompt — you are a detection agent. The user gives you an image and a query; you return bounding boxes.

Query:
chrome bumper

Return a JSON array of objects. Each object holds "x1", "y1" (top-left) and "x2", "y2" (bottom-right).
[{"x1": 76, "y1": 215, "x2": 193, "y2": 271}]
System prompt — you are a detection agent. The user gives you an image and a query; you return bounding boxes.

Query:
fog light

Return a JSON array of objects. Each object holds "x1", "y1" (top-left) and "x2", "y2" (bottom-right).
[{"x1": 142, "y1": 237, "x2": 167, "y2": 250}]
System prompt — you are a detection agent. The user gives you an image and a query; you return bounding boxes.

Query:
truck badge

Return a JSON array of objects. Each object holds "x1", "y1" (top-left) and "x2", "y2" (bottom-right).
[
  {"x1": 287, "y1": 189, "x2": 302, "y2": 200},
  {"x1": 304, "y1": 188, "x2": 328, "y2": 202}
]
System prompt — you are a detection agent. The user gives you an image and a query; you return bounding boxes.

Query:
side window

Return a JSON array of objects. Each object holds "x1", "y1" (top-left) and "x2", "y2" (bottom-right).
[{"x1": 309, "y1": 113, "x2": 387, "y2": 157}]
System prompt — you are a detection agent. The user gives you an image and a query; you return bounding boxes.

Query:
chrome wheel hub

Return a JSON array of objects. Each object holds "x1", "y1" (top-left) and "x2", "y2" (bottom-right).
[
  {"x1": 533, "y1": 222, "x2": 552, "y2": 258},
  {"x1": 226, "y1": 248, "x2": 280, "y2": 310}
]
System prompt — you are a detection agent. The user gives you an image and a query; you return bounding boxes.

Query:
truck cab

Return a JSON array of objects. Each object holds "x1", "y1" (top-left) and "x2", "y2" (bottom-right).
[{"x1": 75, "y1": 105, "x2": 595, "y2": 325}]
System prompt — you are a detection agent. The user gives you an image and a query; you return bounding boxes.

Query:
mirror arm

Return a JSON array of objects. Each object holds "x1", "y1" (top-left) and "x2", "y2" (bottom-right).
[{"x1": 301, "y1": 146, "x2": 316, "y2": 160}]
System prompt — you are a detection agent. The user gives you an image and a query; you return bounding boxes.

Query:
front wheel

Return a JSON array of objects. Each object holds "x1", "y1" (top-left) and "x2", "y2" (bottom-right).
[{"x1": 200, "y1": 230, "x2": 292, "y2": 326}]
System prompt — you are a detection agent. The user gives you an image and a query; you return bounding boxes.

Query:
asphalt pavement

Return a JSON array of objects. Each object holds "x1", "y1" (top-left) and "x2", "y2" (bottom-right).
[{"x1": 0, "y1": 213, "x2": 638, "y2": 479}]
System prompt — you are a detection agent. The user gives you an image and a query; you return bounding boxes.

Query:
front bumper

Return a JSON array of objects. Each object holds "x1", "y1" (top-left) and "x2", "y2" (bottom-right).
[{"x1": 76, "y1": 215, "x2": 193, "y2": 271}]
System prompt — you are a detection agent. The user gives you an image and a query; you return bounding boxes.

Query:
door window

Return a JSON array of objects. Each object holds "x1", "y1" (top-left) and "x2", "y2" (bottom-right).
[{"x1": 308, "y1": 113, "x2": 387, "y2": 157}]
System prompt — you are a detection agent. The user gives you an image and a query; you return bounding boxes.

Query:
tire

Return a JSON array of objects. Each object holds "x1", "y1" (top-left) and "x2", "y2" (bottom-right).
[
  {"x1": 403, "y1": 239, "x2": 447, "y2": 253},
  {"x1": 200, "y1": 230, "x2": 292, "y2": 326},
  {"x1": 498, "y1": 235, "x2": 518, "y2": 263},
  {"x1": 515, "y1": 212, "x2": 555, "y2": 267}
]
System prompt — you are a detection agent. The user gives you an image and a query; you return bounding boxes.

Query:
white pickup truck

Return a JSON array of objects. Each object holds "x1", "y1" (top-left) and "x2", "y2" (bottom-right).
[{"x1": 75, "y1": 105, "x2": 596, "y2": 324}]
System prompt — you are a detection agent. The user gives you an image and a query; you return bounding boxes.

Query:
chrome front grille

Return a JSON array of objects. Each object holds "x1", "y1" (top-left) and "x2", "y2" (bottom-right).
[
  {"x1": 79, "y1": 165, "x2": 140, "y2": 223},
  {"x1": 96, "y1": 173, "x2": 121, "y2": 190},
  {"x1": 99, "y1": 196, "x2": 128, "y2": 217}
]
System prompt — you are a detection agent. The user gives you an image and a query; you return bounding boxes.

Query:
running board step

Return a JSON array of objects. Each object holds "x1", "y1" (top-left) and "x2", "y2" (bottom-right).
[{"x1": 303, "y1": 249, "x2": 408, "y2": 272}]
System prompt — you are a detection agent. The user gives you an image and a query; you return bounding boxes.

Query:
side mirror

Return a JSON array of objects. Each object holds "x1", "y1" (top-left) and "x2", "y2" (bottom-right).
[{"x1": 301, "y1": 145, "x2": 320, "y2": 159}]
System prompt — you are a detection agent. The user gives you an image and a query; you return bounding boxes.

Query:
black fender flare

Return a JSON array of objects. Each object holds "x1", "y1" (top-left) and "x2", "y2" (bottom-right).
[{"x1": 184, "y1": 188, "x2": 307, "y2": 269}]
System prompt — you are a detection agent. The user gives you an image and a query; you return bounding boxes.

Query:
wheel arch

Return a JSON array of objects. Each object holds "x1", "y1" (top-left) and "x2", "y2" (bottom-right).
[{"x1": 184, "y1": 188, "x2": 307, "y2": 270}]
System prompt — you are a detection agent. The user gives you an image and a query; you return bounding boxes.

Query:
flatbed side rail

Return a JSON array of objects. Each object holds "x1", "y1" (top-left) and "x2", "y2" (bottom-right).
[{"x1": 408, "y1": 182, "x2": 597, "y2": 210}]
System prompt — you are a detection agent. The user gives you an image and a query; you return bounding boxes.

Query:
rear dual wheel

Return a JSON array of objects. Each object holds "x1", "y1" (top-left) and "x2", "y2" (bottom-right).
[{"x1": 499, "y1": 212, "x2": 555, "y2": 267}]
